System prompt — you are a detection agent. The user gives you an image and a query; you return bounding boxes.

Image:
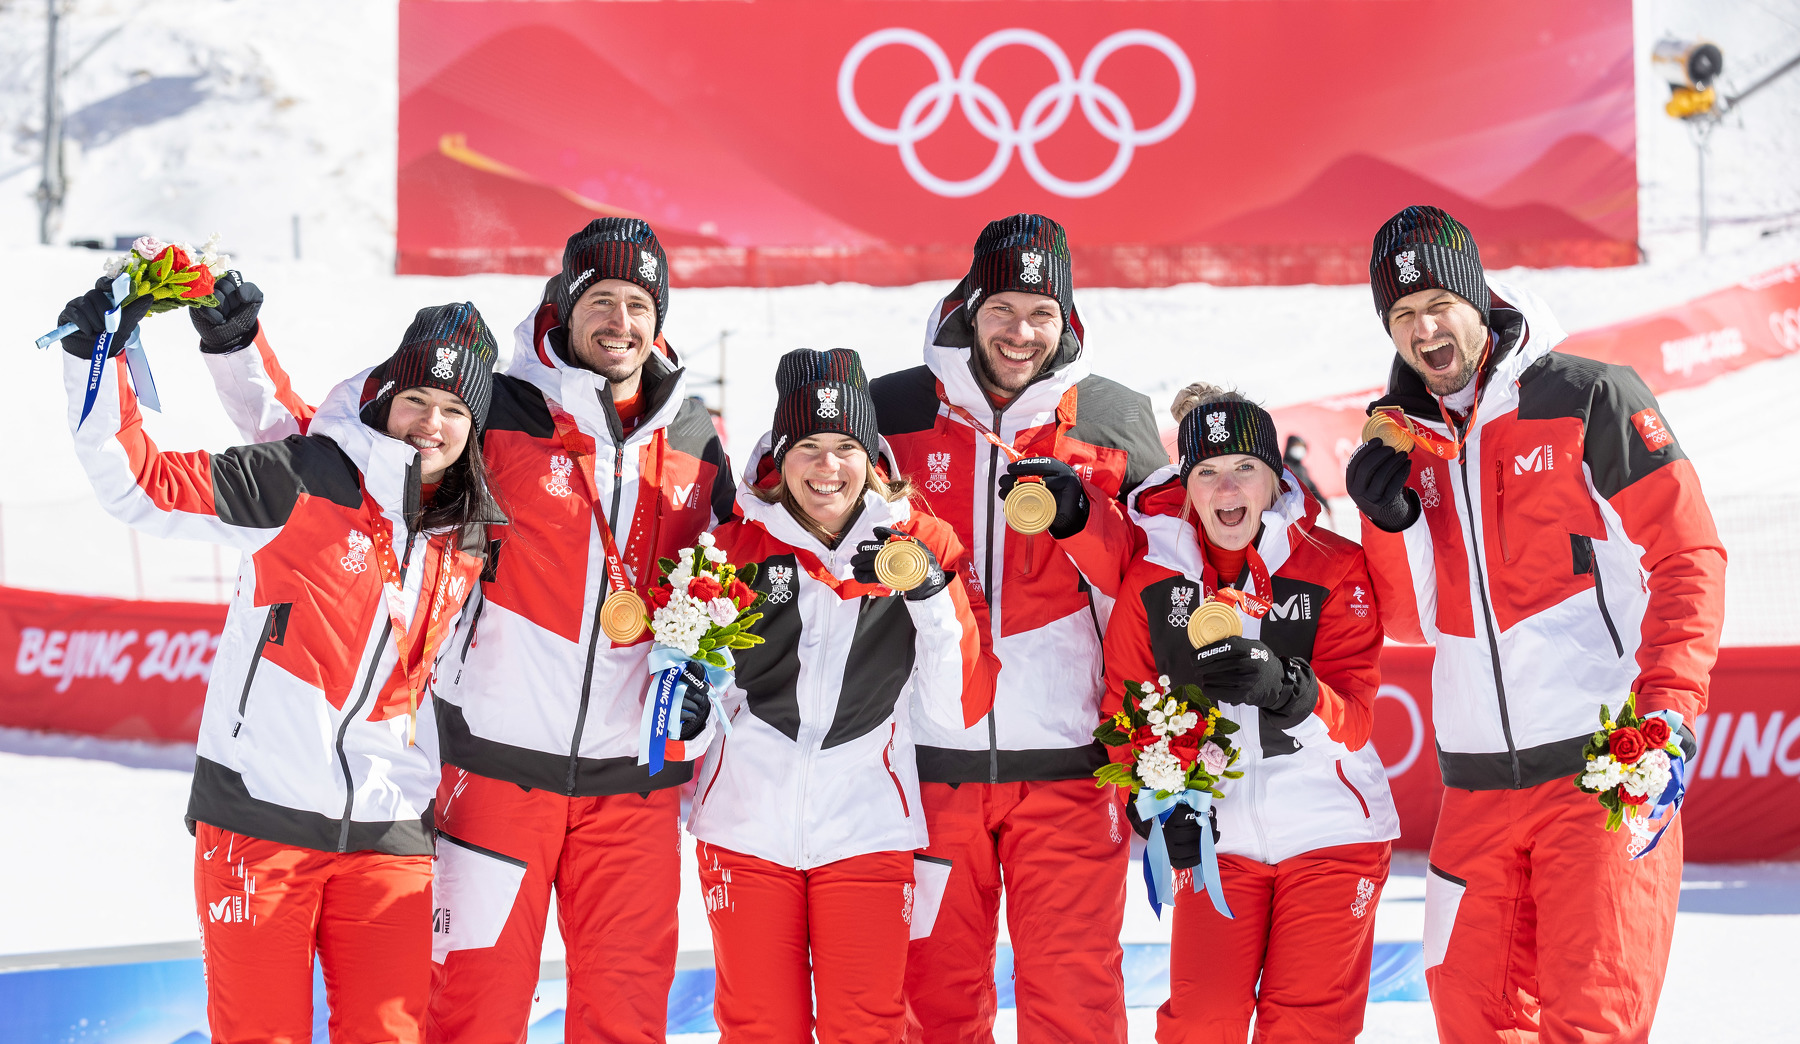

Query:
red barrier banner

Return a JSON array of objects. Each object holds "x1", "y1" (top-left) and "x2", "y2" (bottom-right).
[
  {"x1": 1371, "y1": 644, "x2": 1800, "y2": 862},
  {"x1": 1267, "y1": 260, "x2": 1800, "y2": 498},
  {"x1": 397, "y1": 0, "x2": 1636, "y2": 286},
  {"x1": 0, "y1": 586, "x2": 226, "y2": 743}
]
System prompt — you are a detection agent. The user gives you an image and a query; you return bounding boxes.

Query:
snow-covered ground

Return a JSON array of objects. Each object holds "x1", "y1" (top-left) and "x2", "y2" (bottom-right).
[{"x1": 1, "y1": 0, "x2": 1798, "y2": 1040}]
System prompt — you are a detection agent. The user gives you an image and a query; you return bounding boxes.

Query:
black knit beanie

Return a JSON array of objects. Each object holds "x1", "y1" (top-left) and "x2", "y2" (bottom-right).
[
  {"x1": 770, "y1": 349, "x2": 879, "y2": 468},
  {"x1": 963, "y1": 213, "x2": 1075, "y2": 330},
  {"x1": 554, "y1": 218, "x2": 670, "y2": 334},
  {"x1": 1369, "y1": 206, "x2": 1490, "y2": 331},
  {"x1": 362, "y1": 302, "x2": 500, "y2": 435},
  {"x1": 1177, "y1": 399, "x2": 1283, "y2": 482}
]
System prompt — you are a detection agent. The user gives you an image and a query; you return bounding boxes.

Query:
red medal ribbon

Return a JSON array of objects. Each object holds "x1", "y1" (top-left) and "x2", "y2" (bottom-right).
[
  {"x1": 1201, "y1": 542, "x2": 1273, "y2": 620},
  {"x1": 746, "y1": 518, "x2": 898, "y2": 601},
  {"x1": 361, "y1": 488, "x2": 475, "y2": 743},
  {"x1": 934, "y1": 379, "x2": 1077, "y2": 464},
  {"x1": 1374, "y1": 333, "x2": 1497, "y2": 461},
  {"x1": 548, "y1": 402, "x2": 666, "y2": 617}
]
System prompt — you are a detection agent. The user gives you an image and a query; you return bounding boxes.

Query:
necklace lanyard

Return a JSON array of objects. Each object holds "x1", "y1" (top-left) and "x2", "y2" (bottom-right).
[
  {"x1": 1373, "y1": 335, "x2": 1496, "y2": 461},
  {"x1": 548, "y1": 401, "x2": 665, "y2": 596},
  {"x1": 751, "y1": 519, "x2": 890, "y2": 601},
  {"x1": 934, "y1": 379, "x2": 1075, "y2": 465},
  {"x1": 363, "y1": 490, "x2": 460, "y2": 745},
  {"x1": 1201, "y1": 542, "x2": 1274, "y2": 619}
]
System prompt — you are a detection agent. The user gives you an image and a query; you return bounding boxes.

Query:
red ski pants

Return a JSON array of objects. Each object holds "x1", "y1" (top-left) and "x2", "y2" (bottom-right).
[
  {"x1": 902, "y1": 778, "x2": 1131, "y2": 1044},
  {"x1": 193, "y1": 822, "x2": 434, "y2": 1044},
  {"x1": 1158, "y1": 842, "x2": 1391, "y2": 1044},
  {"x1": 697, "y1": 842, "x2": 915, "y2": 1044},
  {"x1": 1425, "y1": 779, "x2": 1683, "y2": 1044},
  {"x1": 425, "y1": 767, "x2": 681, "y2": 1044}
]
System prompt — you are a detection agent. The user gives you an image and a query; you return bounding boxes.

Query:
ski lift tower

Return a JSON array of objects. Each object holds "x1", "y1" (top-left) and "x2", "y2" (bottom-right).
[{"x1": 1655, "y1": 38, "x2": 1800, "y2": 253}]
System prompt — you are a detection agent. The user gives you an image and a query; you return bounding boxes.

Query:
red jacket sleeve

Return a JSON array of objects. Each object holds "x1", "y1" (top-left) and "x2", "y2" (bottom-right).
[
  {"x1": 1305, "y1": 547, "x2": 1384, "y2": 751},
  {"x1": 1055, "y1": 482, "x2": 1147, "y2": 599},
  {"x1": 1100, "y1": 566, "x2": 1160, "y2": 766},
  {"x1": 905, "y1": 516, "x2": 1000, "y2": 729}
]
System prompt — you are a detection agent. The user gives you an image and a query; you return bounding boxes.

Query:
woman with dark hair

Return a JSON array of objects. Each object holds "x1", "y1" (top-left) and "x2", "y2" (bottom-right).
[
  {"x1": 687, "y1": 348, "x2": 997, "y2": 1043},
  {"x1": 1062, "y1": 384, "x2": 1398, "y2": 1044},
  {"x1": 53, "y1": 289, "x2": 505, "y2": 1043}
]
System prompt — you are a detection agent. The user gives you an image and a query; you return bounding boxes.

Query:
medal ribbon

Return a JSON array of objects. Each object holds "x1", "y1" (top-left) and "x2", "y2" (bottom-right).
[
  {"x1": 934, "y1": 380, "x2": 1078, "y2": 464},
  {"x1": 1201, "y1": 543, "x2": 1274, "y2": 620},
  {"x1": 1371, "y1": 334, "x2": 1496, "y2": 461},
  {"x1": 547, "y1": 402, "x2": 665, "y2": 614},
  {"x1": 362, "y1": 489, "x2": 467, "y2": 746}
]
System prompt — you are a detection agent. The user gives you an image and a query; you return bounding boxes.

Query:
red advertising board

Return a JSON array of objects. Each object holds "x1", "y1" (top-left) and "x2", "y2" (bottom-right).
[
  {"x1": 1267, "y1": 260, "x2": 1800, "y2": 498},
  {"x1": 1371, "y1": 644, "x2": 1800, "y2": 862},
  {"x1": 0, "y1": 586, "x2": 225, "y2": 743},
  {"x1": 397, "y1": 0, "x2": 1637, "y2": 286}
]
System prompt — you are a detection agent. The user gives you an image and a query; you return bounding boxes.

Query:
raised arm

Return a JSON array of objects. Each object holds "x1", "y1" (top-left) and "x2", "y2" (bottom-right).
[{"x1": 191, "y1": 275, "x2": 316, "y2": 443}]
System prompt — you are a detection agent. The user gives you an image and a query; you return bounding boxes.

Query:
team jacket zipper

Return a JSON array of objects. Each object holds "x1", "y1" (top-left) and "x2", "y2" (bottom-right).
[
  {"x1": 793, "y1": 551, "x2": 839, "y2": 864},
  {"x1": 982, "y1": 409, "x2": 1003, "y2": 784},
  {"x1": 1457, "y1": 436, "x2": 1521, "y2": 787},
  {"x1": 336, "y1": 533, "x2": 413, "y2": 851},
  {"x1": 235, "y1": 604, "x2": 286, "y2": 718},
  {"x1": 1591, "y1": 558, "x2": 1624, "y2": 657},
  {"x1": 566, "y1": 438, "x2": 627, "y2": 795}
]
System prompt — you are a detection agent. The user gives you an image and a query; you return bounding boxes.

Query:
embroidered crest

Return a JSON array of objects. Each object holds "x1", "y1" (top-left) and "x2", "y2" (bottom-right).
[
  {"x1": 1205, "y1": 411, "x2": 1230, "y2": 444},
  {"x1": 547, "y1": 454, "x2": 575, "y2": 498},
  {"x1": 1107, "y1": 801, "x2": 1124, "y2": 844},
  {"x1": 767, "y1": 565, "x2": 795, "y2": 604},
  {"x1": 1418, "y1": 466, "x2": 1441, "y2": 509},
  {"x1": 815, "y1": 387, "x2": 841, "y2": 419},
  {"x1": 1350, "y1": 584, "x2": 1370, "y2": 618},
  {"x1": 341, "y1": 531, "x2": 372, "y2": 574},
  {"x1": 924, "y1": 451, "x2": 953, "y2": 493},
  {"x1": 1019, "y1": 250, "x2": 1044, "y2": 284},
  {"x1": 1395, "y1": 250, "x2": 1421, "y2": 284},
  {"x1": 637, "y1": 250, "x2": 659, "y2": 282},
  {"x1": 1351, "y1": 877, "x2": 1375, "y2": 918},
  {"x1": 902, "y1": 882, "x2": 916, "y2": 925},
  {"x1": 432, "y1": 346, "x2": 458, "y2": 381},
  {"x1": 1168, "y1": 585, "x2": 1195, "y2": 627}
]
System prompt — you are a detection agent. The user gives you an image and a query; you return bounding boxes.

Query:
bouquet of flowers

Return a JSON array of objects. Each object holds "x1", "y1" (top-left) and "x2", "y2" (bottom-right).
[
  {"x1": 1093, "y1": 676, "x2": 1243, "y2": 917},
  {"x1": 1576, "y1": 694, "x2": 1686, "y2": 845},
  {"x1": 636, "y1": 533, "x2": 764, "y2": 774},
  {"x1": 42, "y1": 234, "x2": 234, "y2": 425}
]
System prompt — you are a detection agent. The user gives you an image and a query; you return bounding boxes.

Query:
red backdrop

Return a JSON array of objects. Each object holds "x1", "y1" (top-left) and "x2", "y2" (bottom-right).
[
  {"x1": 397, "y1": 0, "x2": 1637, "y2": 285},
  {"x1": 1269, "y1": 260, "x2": 1800, "y2": 498}
]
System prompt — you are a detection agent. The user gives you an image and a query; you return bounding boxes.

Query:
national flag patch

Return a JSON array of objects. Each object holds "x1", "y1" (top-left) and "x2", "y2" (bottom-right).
[{"x1": 1630, "y1": 408, "x2": 1673, "y2": 451}]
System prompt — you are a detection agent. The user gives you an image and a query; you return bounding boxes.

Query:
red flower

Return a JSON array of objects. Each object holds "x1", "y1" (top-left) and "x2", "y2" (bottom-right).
[
  {"x1": 1619, "y1": 789, "x2": 1651, "y2": 806},
  {"x1": 1167, "y1": 731, "x2": 1201, "y2": 768},
  {"x1": 157, "y1": 245, "x2": 190, "y2": 269},
  {"x1": 1639, "y1": 717, "x2": 1672, "y2": 750},
  {"x1": 729, "y1": 578, "x2": 756, "y2": 609},
  {"x1": 1131, "y1": 725, "x2": 1159, "y2": 751},
  {"x1": 1608, "y1": 726, "x2": 1648, "y2": 765},
  {"x1": 688, "y1": 575, "x2": 722, "y2": 602},
  {"x1": 180, "y1": 263, "x2": 216, "y2": 300},
  {"x1": 648, "y1": 586, "x2": 672, "y2": 610}
]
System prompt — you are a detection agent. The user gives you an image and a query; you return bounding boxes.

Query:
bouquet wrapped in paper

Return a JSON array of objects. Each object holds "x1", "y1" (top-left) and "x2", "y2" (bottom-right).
[
  {"x1": 1575, "y1": 693, "x2": 1687, "y2": 857},
  {"x1": 635, "y1": 533, "x2": 764, "y2": 774},
  {"x1": 1094, "y1": 676, "x2": 1243, "y2": 917}
]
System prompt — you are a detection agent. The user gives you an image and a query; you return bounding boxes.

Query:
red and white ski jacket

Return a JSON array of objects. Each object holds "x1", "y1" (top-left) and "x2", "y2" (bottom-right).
[
  {"x1": 205, "y1": 306, "x2": 736, "y2": 796},
  {"x1": 68, "y1": 351, "x2": 490, "y2": 856},
  {"x1": 687, "y1": 437, "x2": 998, "y2": 868},
  {"x1": 869, "y1": 296, "x2": 1166, "y2": 785},
  {"x1": 1360, "y1": 281, "x2": 1726, "y2": 790},
  {"x1": 1101, "y1": 468, "x2": 1399, "y2": 865}
]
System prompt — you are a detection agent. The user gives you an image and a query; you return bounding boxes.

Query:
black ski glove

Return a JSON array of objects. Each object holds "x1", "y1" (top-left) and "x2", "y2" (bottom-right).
[
  {"x1": 1194, "y1": 635, "x2": 1320, "y2": 729},
  {"x1": 997, "y1": 457, "x2": 1090, "y2": 539},
  {"x1": 1345, "y1": 439, "x2": 1420, "y2": 533},
  {"x1": 55, "y1": 278, "x2": 154, "y2": 361},
  {"x1": 1125, "y1": 800, "x2": 1219, "y2": 868},
  {"x1": 190, "y1": 272, "x2": 265, "y2": 354},
  {"x1": 851, "y1": 527, "x2": 948, "y2": 601},
  {"x1": 677, "y1": 662, "x2": 712, "y2": 742}
]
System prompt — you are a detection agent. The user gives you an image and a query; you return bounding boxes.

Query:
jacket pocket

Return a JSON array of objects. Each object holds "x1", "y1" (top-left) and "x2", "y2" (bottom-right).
[
  {"x1": 1335, "y1": 759, "x2": 1371, "y2": 819},
  {"x1": 235, "y1": 603, "x2": 290, "y2": 720},
  {"x1": 1569, "y1": 535, "x2": 1624, "y2": 657},
  {"x1": 882, "y1": 723, "x2": 911, "y2": 818}
]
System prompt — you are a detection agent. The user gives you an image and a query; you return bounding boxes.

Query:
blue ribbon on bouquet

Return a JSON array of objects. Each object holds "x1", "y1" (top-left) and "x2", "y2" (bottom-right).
[
  {"x1": 1628, "y1": 710, "x2": 1689, "y2": 861},
  {"x1": 53, "y1": 272, "x2": 161, "y2": 427},
  {"x1": 636, "y1": 644, "x2": 734, "y2": 776},
  {"x1": 1136, "y1": 787, "x2": 1233, "y2": 921}
]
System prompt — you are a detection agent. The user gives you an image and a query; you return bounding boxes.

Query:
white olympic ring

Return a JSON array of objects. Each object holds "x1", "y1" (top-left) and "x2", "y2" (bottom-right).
[
  {"x1": 1375, "y1": 684, "x2": 1425, "y2": 780},
  {"x1": 837, "y1": 27, "x2": 1196, "y2": 199}
]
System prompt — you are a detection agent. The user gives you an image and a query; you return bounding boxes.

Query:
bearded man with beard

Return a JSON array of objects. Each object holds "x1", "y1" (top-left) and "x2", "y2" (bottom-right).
[{"x1": 870, "y1": 214, "x2": 1167, "y2": 1043}]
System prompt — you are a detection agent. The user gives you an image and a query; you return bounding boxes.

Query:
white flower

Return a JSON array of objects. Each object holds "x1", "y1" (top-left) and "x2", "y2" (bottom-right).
[
  {"x1": 697, "y1": 533, "x2": 716, "y2": 547},
  {"x1": 1580, "y1": 754, "x2": 1627, "y2": 793},
  {"x1": 1622, "y1": 748, "x2": 1673, "y2": 800},
  {"x1": 1156, "y1": 675, "x2": 1170, "y2": 689},
  {"x1": 706, "y1": 597, "x2": 739, "y2": 627},
  {"x1": 668, "y1": 561, "x2": 694, "y2": 591},
  {"x1": 198, "y1": 232, "x2": 231, "y2": 277},
  {"x1": 1198, "y1": 741, "x2": 1228, "y2": 777},
  {"x1": 650, "y1": 590, "x2": 711, "y2": 657},
  {"x1": 704, "y1": 546, "x2": 727, "y2": 564},
  {"x1": 1137, "y1": 742, "x2": 1187, "y2": 794}
]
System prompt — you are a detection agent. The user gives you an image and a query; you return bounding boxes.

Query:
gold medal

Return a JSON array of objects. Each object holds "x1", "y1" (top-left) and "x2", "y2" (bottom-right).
[
  {"x1": 1003, "y1": 480, "x2": 1057, "y2": 536},
  {"x1": 1187, "y1": 598, "x2": 1243, "y2": 649},
  {"x1": 600, "y1": 588, "x2": 648, "y2": 643},
  {"x1": 1361, "y1": 411, "x2": 1416, "y2": 453},
  {"x1": 873, "y1": 538, "x2": 931, "y2": 592}
]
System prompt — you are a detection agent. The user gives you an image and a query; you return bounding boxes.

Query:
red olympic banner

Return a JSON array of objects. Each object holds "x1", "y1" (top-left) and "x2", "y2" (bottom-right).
[
  {"x1": 0, "y1": 585, "x2": 226, "y2": 743},
  {"x1": 1268, "y1": 260, "x2": 1800, "y2": 498},
  {"x1": 1371, "y1": 644, "x2": 1800, "y2": 862},
  {"x1": 397, "y1": 0, "x2": 1636, "y2": 286}
]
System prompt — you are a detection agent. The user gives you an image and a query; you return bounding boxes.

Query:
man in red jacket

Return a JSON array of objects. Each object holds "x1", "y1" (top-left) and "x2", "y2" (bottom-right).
[
  {"x1": 871, "y1": 214, "x2": 1167, "y2": 1044},
  {"x1": 1347, "y1": 206, "x2": 1725, "y2": 1043}
]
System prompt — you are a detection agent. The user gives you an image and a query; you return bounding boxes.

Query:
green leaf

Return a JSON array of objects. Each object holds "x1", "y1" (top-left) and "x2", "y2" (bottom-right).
[
  {"x1": 657, "y1": 557, "x2": 677, "y2": 578},
  {"x1": 738, "y1": 562, "x2": 759, "y2": 587},
  {"x1": 700, "y1": 650, "x2": 729, "y2": 670}
]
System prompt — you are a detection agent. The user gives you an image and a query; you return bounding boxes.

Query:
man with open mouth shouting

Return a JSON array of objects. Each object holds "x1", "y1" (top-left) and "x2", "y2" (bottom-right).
[
  {"x1": 871, "y1": 214, "x2": 1168, "y2": 1043},
  {"x1": 1351, "y1": 206, "x2": 1725, "y2": 1043}
]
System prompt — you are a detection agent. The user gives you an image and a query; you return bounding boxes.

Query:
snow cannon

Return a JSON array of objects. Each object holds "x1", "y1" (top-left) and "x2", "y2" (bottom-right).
[{"x1": 1654, "y1": 39, "x2": 1723, "y2": 119}]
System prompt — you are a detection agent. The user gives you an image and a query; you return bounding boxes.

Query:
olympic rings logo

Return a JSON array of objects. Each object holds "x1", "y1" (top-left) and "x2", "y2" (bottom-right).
[
  {"x1": 837, "y1": 28, "x2": 1196, "y2": 199},
  {"x1": 1770, "y1": 305, "x2": 1800, "y2": 353}
]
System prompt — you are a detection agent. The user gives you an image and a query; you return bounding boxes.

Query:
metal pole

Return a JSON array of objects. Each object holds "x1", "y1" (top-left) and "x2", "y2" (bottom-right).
[
  {"x1": 37, "y1": 0, "x2": 62, "y2": 246},
  {"x1": 1697, "y1": 134, "x2": 1708, "y2": 254}
]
